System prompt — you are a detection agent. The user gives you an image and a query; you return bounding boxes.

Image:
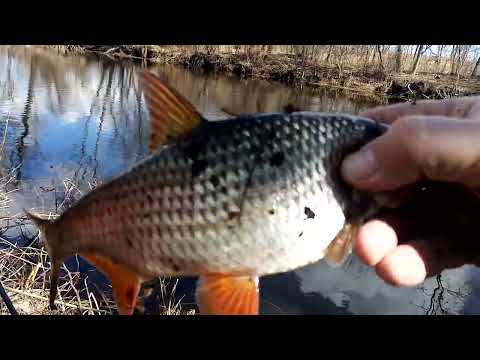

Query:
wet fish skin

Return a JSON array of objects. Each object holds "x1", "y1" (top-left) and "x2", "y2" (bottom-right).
[
  {"x1": 35, "y1": 112, "x2": 386, "y2": 280},
  {"x1": 25, "y1": 71, "x2": 395, "y2": 315}
]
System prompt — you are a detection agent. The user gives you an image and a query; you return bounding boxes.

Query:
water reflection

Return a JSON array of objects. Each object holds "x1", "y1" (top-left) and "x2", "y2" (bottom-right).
[{"x1": 0, "y1": 45, "x2": 475, "y2": 315}]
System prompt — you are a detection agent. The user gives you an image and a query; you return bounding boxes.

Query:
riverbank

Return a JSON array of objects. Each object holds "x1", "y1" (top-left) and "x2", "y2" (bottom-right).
[
  {"x1": 55, "y1": 45, "x2": 479, "y2": 103},
  {"x1": 1, "y1": 237, "x2": 194, "y2": 315}
]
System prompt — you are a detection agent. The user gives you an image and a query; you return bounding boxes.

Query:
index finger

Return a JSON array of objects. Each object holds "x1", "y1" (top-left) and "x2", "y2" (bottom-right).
[{"x1": 360, "y1": 96, "x2": 479, "y2": 124}]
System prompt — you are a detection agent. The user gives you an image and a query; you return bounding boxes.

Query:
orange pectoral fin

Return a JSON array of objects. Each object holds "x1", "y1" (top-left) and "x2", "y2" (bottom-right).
[
  {"x1": 324, "y1": 223, "x2": 359, "y2": 267},
  {"x1": 81, "y1": 253, "x2": 141, "y2": 315},
  {"x1": 195, "y1": 274, "x2": 259, "y2": 315}
]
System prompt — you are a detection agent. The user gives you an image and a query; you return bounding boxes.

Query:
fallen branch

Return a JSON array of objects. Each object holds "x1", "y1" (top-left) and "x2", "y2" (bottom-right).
[{"x1": 0, "y1": 279, "x2": 17, "y2": 315}]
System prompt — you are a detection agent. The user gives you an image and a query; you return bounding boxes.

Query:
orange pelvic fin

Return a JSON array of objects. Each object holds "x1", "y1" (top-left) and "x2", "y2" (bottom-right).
[
  {"x1": 81, "y1": 253, "x2": 141, "y2": 315},
  {"x1": 195, "y1": 274, "x2": 259, "y2": 315}
]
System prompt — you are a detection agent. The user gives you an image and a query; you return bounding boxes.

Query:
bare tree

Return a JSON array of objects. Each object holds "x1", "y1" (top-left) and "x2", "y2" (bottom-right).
[
  {"x1": 458, "y1": 46, "x2": 472, "y2": 75},
  {"x1": 447, "y1": 45, "x2": 472, "y2": 76},
  {"x1": 471, "y1": 53, "x2": 480, "y2": 78},
  {"x1": 439, "y1": 46, "x2": 451, "y2": 74},
  {"x1": 449, "y1": 45, "x2": 460, "y2": 75},
  {"x1": 394, "y1": 45, "x2": 402, "y2": 73},
  {"x1": 375, "y1": 45, "x2": 385, "y2": 71},
  {"x1": 57, "y1": 44, "x2": 480, "y2": 82},
  {"x1": 435, "y1": 45, "x2": 445, "y2": 73},
  {"x1": 362, "y1": 46, "x2": 371, "y2": 68},
  {"x1": 324, "y1": 45, "x2": 333, "y2": 64},
  {"x1": 409, "y1": 45, "x2": 422, "y2": 74}
]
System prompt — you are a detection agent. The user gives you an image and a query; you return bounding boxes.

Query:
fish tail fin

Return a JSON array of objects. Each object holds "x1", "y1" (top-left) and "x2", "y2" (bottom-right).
[
  {"x1": 24, "y1": 209, "x2": 52, "y2": 233},
  {"x1": 23, "y1": 209, "x2": 63, "y2": 310}
]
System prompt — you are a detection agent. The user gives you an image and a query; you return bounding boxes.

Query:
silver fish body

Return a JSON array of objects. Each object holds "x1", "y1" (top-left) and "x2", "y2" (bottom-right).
[{"x1": 43, "y1": 112, "x2": 386, "y2": 280}]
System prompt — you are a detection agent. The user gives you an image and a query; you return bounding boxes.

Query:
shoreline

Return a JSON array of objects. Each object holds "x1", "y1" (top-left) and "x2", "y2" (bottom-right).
[{"x1": 53, "y1": 45, "x2": 478, "y2": 103}]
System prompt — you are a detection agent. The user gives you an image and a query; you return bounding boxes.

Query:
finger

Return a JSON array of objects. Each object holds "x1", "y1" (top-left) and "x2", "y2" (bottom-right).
[
  {"x1": 354, "y1": 219, "x2": 398, "y2": 267},
  {"x1": 365, "y1": 183, "x2": 480, "y2": 287},
  {"x1": 375, "y1": 244, "x2": 427, "y2": 287},
  {"x1": 341, "y1": 115, "x2": 480, "y2": 191},
  {"x1": 375, "y1": 238, "x2": 472, "y2": 288},
  {"x1": 359, "y1": 96, "x2": 479, "y2": 124},
  {"x1": 405, "y1": 239, "x2": 469, "y2": 278}
]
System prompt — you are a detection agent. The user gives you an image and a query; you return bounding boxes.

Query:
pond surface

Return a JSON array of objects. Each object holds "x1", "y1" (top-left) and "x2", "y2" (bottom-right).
[{"x1": 0, "y1": 45, "x2": 478, "y2": 315}]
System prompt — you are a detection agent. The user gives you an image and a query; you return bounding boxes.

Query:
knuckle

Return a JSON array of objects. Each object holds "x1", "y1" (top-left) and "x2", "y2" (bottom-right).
[
  {"x1": 393, "y1": 116, "x2": 444, "y2": 179},
  {"x1": 393, "y1": 116, "x2": 429, "y2": 157}
]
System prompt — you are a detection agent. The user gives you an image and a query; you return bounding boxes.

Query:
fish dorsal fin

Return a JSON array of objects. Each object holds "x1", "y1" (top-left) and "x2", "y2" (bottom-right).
[{"x1": 141, "y1": 71, "x2": 204, "y2": 152}]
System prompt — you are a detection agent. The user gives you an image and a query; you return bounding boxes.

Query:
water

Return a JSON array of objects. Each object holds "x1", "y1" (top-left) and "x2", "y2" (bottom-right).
[{"x1": 0, "y1": 45, "x2": 478, "y2": 315}]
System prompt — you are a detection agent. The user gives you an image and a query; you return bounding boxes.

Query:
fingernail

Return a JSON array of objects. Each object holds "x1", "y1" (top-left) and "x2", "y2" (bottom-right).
[{"x1": 342, "y1": 148, "x2": 378, "y2": 182}]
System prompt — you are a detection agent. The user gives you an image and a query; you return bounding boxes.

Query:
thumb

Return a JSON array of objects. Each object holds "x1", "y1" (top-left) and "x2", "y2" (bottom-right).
[{"x1": 341, "y1": 116, "x2": 480, "y2": 191}]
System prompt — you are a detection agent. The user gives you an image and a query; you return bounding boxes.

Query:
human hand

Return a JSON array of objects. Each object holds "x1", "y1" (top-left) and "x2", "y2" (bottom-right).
[{"x1": 341, "y1": 96, "x2": 480, "y2": 287}]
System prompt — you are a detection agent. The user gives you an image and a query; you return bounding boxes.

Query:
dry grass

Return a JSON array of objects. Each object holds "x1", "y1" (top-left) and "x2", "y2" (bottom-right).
[
  {"x1": 0, "y1": 176, "x2": 195, "y2": 315},
  {"x1": 48, "y1": 45, "x2": 86, "y2": 55},
  {"x1": 0, "y1": 240, "x2": 117, "y2": 315},
  {"x1": 0, "y1": 173, "x2": 117, "y2": 315},
  {"x1": 0, "y1": 238, "x2": 195, "y2": 315}
]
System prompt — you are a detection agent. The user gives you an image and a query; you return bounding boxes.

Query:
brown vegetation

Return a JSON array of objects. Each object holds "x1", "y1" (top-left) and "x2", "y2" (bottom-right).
[{"x1": 65, "y1": 45, "x2": 480, "y2": 102}]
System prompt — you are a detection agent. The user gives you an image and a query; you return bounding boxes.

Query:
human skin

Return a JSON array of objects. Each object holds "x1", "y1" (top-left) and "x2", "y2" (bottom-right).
[{"x1": 341, "y1": 96, "x2": 480, "y2": 287}]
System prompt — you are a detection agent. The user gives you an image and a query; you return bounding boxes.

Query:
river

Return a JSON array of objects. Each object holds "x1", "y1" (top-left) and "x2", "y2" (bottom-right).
[{"x1": 0, "y1": 45, "x2": 478, "y2": 315}]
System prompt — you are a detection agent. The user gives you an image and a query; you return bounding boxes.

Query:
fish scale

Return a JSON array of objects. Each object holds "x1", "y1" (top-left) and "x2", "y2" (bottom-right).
[
  {"x1": 138, "y1": 116, "x2": 364, "y2": 274},
  {"x1": 26, "y1": 72, "x2": 394, "y2": 315}
]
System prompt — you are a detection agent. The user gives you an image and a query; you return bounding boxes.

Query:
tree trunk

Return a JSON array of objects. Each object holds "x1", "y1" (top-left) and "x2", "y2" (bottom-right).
[
  {"x1": 370, "y1": 46, "x2": 377, "y2": 66},
  {"x1": 376, "y1": 45, "x2": 384, "y2": 71},
  {"x1": 363, "y1": 47, "x2": 371, "y2": 68},
  {"x1": 325, "y1": 45, "x2": 333, "y2": 63},
  {"x1": 449, "y1": 46, "x2": 459, "y2": 75},
  {"x1": 394, "y1": 45, "x2": 402, "y2": 73},
  {"x1": 409, "y1": 45, "x2": 424, "y2": 74},
  {"x1": 471, "y1": 54, "x2": 480, "y2": 78},
  {"x1": 435, "y1": 45, "x2": 445, "y2": 72},
  {"x1": 456, "y1": 45, "x2": 471, "y2": 76},
  {"x1": 441, "y1": 46, "x2": 453, "y2": 74}
]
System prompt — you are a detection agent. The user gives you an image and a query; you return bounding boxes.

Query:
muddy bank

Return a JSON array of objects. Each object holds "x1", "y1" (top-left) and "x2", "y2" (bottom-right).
[
  {"x1": 379, "y1": 78, "x2": 474, "y2": 103},
  {"x1": 60, "y1": 46, "x2": 477, "y2": 103}
]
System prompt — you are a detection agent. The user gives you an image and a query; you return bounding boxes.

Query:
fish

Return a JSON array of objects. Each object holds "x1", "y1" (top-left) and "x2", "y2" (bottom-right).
[{"x1": 25, "y1": 71, "x2": 399, "y2": 315}]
